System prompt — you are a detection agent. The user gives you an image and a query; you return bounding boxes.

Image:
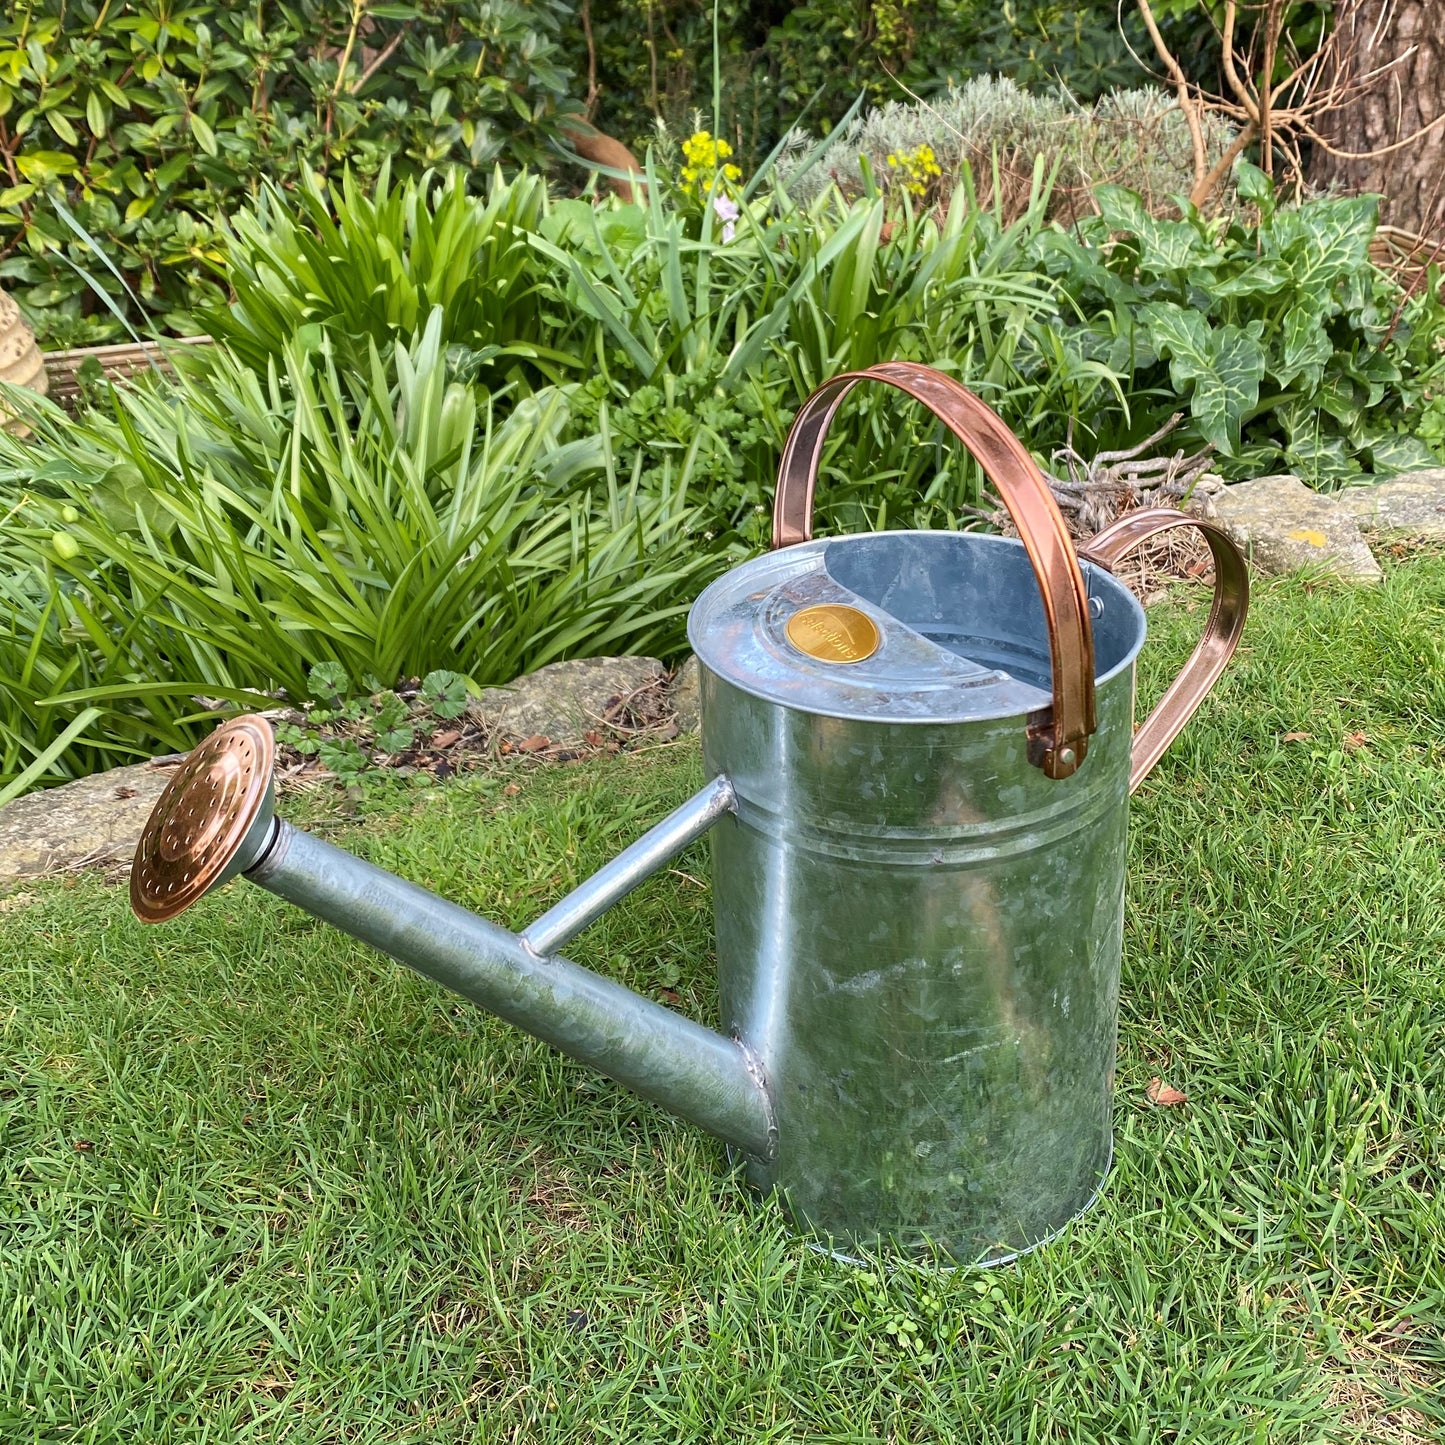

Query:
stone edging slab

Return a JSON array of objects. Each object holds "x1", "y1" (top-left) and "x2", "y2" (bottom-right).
[
  {"x1": 1204, "y1": 468, "x2": 1445, "y2": 583},
  {"x1": 0, "y1": 657, "x2": 701, "y2": 885}
]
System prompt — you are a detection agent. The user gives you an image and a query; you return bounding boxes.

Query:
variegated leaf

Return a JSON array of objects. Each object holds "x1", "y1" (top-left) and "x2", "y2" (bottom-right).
[
  {"x1": 1364, "y1": 431, "x2": 1439, "y2": 475},
  {"x1": 1141, "y1": 304, "x2": 1265, "y2": 453},
  {"x1": 1095, "y1": 185, "x2": 1216, "y2": 274},
  {"x1": 1276, "y1": 302, "x2": 1331, "y2": 393},
  {"x1": 1266, "y1": 196, "x2": 1377, "y2": 292}
]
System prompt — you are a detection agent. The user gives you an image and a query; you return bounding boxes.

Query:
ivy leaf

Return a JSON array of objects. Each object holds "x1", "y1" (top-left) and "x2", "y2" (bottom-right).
[
  {"x1": 1141, "y1": 304, "x2": 1265, "y2": 454},
  {"x1": 1285, "y1": 429, "x2": 1357, "y2": 486},
  {"x1": 1276, "y1": 301, "x2": 1332, "y2": 392},
  {"x1": 1233, "y1": 161, "x2": 1275, "y2": 216},
  {"x1": 1210, "y1": 258, "x2": 1292, "y2": 299},
  {"x1": 1267, "y1": 196, "x2": 1377, "y2": 292},
  {"x1": 1306, "y1": 373, "x2": 1363, "y2": 427},
  {"x1": 1363, "y1": 431, "x2": 1439, "y2": 475},
  {"x1": 1095, "y1": 184, "x2": 1216, "y2": 273}
]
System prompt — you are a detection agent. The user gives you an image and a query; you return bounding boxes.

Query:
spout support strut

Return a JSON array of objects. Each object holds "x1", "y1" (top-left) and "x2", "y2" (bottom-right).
[
  {"x1": 248, "y1": 820, "x2": 776, "y2": 1160},
  {"x1": 520, "y1": 775, "x2": 735, "y2": 958}
]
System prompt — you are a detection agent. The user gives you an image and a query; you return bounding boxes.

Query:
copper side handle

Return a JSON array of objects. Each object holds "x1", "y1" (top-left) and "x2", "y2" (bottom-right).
[
  {"x1": 771, "y1": 363, "x2": 1096, "y2": 781},
  {"x1": 1078, "y1": 508, "x2": 1249, "y2": 794}
]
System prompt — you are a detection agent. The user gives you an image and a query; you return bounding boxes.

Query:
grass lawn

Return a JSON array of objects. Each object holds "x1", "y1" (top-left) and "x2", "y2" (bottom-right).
[{"x1": 3, "y1": 556, "x2": 1445, "y2": 1443}]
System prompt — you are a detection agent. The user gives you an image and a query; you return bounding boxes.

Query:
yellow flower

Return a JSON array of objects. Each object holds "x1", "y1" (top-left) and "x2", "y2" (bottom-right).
[
  {"x1": 679, "y1": 130, "x2": 741, "y2": 195},
  {"x1": 884, "y1": 142, "x2": 942, "y2": 197}
]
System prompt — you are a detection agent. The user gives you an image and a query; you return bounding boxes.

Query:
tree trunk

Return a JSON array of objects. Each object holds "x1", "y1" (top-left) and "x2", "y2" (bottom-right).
[{"x1": 1310, "y1": 0, "x2": 1445, "y2": 236}]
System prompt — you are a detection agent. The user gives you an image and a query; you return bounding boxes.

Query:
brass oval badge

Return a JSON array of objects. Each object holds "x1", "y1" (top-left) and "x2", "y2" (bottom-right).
[{"x1": 785, "y1": 604, "x2": 880, "y2": 664}]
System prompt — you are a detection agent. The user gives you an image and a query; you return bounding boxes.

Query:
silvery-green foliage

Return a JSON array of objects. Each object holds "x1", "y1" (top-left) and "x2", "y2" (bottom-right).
[{"x1": 777, "y1": 77, "x2": 1240, "y2": 220}]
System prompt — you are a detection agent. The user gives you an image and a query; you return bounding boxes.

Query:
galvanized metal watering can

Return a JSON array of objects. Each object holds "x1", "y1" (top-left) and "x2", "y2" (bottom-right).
[{"x1": 131, "y1": 363, "x2": 1248, "y2": 1266}]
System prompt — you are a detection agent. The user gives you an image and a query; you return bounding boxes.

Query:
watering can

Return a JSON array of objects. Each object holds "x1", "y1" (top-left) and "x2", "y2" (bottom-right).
[{"x1": 130, "y1": 364, "x2": 1247, "y2": 1266}]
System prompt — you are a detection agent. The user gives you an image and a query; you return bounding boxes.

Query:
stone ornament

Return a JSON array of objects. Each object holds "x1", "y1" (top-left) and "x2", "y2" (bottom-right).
[{"x1": 0, "y1": 287, "x2": 48, "y2": 434}]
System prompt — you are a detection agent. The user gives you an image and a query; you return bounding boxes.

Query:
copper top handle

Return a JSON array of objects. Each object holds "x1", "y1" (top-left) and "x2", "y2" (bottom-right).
[{"x1": 771, "y1": 363, "x2": 1096, "y2": 780}]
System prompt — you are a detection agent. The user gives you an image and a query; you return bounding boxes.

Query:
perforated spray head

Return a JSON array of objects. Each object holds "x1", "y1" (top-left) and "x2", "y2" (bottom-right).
[{"x1": 131, "y1": 715, "x2": 277, "y2": 922}]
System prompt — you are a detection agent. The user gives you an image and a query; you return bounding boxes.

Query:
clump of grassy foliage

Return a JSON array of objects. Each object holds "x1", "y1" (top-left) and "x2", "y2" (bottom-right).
[{"x1": 4, "y1": 136, "x2": 1445, "y2": 793}]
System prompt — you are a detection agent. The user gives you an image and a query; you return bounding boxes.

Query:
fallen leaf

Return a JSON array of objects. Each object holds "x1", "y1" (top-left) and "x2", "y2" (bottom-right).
[
  {"x1": 1280, "y1": 731, "x2": 1311, "y2": 743},
  {"x1": 432, "y1": 729, "x2": 461, "y2": 749},
  {"x1": 517, "y1": 734, "x2": 551, "y2": 753},
  {"x1": 1343, "y1": 731, "x2": 1368, "y2": 750},
  {"x1": 502, "y1": 783, "x2": 521, "y2": 796},
  {"x1": 584, "y1": 730, "x2": 603, "y2": 747},
  {"x1": 1144, "y1": 1077, "x2": 1187, "y2": 1107}
]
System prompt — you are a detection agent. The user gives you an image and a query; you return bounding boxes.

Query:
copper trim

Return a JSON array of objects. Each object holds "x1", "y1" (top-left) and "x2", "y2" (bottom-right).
[
  {"x1": 1078, "y1": 508, "x2": 1249, "y2": 793},
  {"x1": 770, "y1": 364, "x2": 1095, "y2": 779},
  {"x1": 130, "y1": 715, "x2": 276, "y2": 922}
]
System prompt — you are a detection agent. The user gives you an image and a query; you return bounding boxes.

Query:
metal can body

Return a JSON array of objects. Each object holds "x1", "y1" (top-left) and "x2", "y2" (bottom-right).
[{"x1": 693, "y1": 531, "x2": 1147, "y2": 1264}]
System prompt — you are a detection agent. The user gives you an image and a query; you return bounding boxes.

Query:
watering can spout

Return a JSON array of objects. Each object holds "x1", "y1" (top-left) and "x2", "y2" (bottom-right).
[{"x1": 129, "y1": 717, "x2": 776, "y2": 1160}]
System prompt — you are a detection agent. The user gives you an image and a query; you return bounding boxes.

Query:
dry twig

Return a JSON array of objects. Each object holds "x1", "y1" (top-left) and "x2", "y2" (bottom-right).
[{"x1": 1130, "y1": 0, "x2": 1445, "y2": 210}]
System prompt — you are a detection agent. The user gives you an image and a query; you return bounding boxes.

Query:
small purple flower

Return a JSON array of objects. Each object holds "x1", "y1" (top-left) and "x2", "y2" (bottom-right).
[{"x1": 713, "y1": 193, "x2": 739, "y2": 243}]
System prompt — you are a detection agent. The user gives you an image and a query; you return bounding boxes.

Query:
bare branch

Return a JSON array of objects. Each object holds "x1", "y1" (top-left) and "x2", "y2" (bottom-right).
[
  {"x1": 1190, "y1": 123, "x2": 1256, "y2": 210},
  {"x1": 1303, "y1": 111, "x2": 1445, "y2": 162},
  {"x1": 355, "y1": 27, "x2": 406, "y2": 91},
  {"x1": 1219, "y1": 2, "x2": 1262, "y2": 125},
  {"x1": 1135, "y1": 0, "x2": 1207, "y2": 195},
  {"x1": 580, "y1": 0, "x2": 599, "y2": 120},
  {"x1": 1092, "y1": 413, "x2": 1184, "y2": 464}
]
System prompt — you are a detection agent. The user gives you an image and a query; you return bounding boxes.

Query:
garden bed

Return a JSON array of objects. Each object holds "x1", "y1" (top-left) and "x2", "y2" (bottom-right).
[{"x1": 3, "y1": 564, "x2": 1442, "y2": 1440}]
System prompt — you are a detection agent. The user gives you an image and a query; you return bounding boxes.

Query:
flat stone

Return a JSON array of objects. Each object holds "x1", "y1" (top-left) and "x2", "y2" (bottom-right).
[
  {"x1": 669, "y1": 655, "x2": 701, "y2": 735},
  {"x1": 0, "y1": 758, "x2": 181, "y2": 881},
  {"x1": 1211, "y1": 473, "x2": 1382, "y2": 583},
  {"x1": 1334, "y1": 469, "x2": 1445, "y2": 537},
  {"x1": 466, "y1": 656, "x2": 666, "y2": 744}
]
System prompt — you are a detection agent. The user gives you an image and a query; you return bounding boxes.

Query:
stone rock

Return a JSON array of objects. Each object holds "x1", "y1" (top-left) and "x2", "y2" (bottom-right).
[
  {"x1": 0, "y1": 758, "x2": 182, "y2": 882},
  {"x1": 1210, "y1": 473, "x2": 1382, "y2": 583},
  {"x1": 1334, "y1": 469, "x2": 1445, "y2": 538},
  {"x1": 466, "y1": 656, "x2": 666, "y2": 745},
  {"x1": 669, "y1": 655, "x2": 701, "y2": 735}
]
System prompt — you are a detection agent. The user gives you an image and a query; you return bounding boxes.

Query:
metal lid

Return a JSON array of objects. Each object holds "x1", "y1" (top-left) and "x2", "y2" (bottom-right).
[
  {"x1": 687, "y1": 531, "x2": 1144, "y2": 725},
  {"x1": 131, "y1": 715, "x2": 277, "y2": 922}
]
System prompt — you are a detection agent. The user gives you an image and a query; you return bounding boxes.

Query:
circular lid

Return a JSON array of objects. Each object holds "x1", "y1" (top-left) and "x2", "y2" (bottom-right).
[
  {"x1": 131, "y1": 716, "x2": 276, "y2": 922},
  {"x1": 687, "y1": 531, "x2": 1143, "y2": 725}
]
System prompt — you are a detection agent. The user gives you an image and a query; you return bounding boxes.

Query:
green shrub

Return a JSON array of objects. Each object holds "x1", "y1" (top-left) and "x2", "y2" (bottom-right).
[
  {"x1": 569, "y1": 1, "x2": 1165, "y2": 168},
  {"x1": 203, "y1": 158, "x2": 1113, "y2": 547},
  {"x1": 7, "y1": 146, "x2": 1445, "y2": 791},
  {"x1": 209, "y1": 163, "x2": 576, "y2": 393},
  {"x1": 776, "y1": 79, "x2": 1244, "y2": 222},
  {"x1": 1036, "y1": 168, "x2": 1445, "y2": 482},
  {"x1": 0, "y1": 312, "x2": 713, "y2": 789},
  {"x1": 0, "y1": 0, "x2": 577, "y2": 346}
]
